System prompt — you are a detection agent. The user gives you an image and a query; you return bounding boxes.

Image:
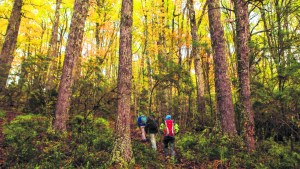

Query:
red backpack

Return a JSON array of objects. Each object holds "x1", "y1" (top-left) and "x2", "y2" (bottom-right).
[{"x1": 164, "y1": 120, "x2": 175, "y2": 136}]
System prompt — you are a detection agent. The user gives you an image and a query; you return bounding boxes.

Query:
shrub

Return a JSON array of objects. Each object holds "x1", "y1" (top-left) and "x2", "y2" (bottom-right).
[
  {"x1": 176, "y1": 128, "x2": 254, "y2": 168},
  {"x1": 177, "y1": 128, "x2": 300, "y2": 169},
  {"x1": 257, "y1": 139, "x2": 300, "y2": 168},
  {"x1": 3, "y1": 114, "x2": 50, "y2": 166},
  {"x1": 3, "y1": 114, "x2": 114, "y2": 168},
  {"x1": 68, "y1": 115, "x2": 114, "y2": 168}
]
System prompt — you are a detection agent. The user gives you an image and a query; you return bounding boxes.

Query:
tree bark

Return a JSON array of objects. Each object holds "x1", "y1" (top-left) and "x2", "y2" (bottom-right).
[
  {"x1": 46, "y1": 0, "x2": 62, "y2": 91},
  {"x1": 207, "y1": 0, "x2": 237, "y2": 135},
  {"x1": 234, "y1": 0, "x2": 256, "y2": 151},
  {"x1": 111, "y1": 0, "x2": 133, "y2": 167},
  {"x1": 53, "y1": 0, "x2": 90, "y2": 132},
  {"x1": 0, "y1": 0, "x2": 23, "y2": 91},
  {"x1": 157, "y1": 0, "x2": 168, "y2": 114},
  {"x1": 187, "y1": 0, "x2": 206, "y2": 123}
]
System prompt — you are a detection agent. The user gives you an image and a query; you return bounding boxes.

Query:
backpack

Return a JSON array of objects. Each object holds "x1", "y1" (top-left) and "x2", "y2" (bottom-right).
[
  {"x1": 164, "y1": 120, "x2": 175, "y2": 136},
  {"x1": 147, "y1": 119, "x2": 158, "y2": 133},
  {"x1": 141, "y1": 116, "x2": 147, "y2": 123},
  {"x1": 137, "y1": 115, "x2": 147, "y2": 126}
]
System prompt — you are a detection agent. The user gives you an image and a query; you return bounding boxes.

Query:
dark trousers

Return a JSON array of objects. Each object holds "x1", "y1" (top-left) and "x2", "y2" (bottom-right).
[{"x1": 163, "y1": 136, "x2": 175, "y2": 157}]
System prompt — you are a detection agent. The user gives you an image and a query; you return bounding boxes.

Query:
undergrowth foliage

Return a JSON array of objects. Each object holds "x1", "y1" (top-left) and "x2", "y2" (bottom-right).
[
  {"x1": 3, "y1": 114, "x2": 114, "y2": 168},
  {"x1": 257, "y1": 139, "x2": 300, "y2": 168},
  {"x1": 2, "y1": 113, "x2": 299, "y2": 168},
  {"x1": 176, "y1": 128, "x2": 300, "y2": 168}
]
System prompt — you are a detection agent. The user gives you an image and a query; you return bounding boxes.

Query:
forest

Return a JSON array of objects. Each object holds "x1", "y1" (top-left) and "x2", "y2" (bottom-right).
[{"x1": 0, "y1": 0, "x2": 299, "y2": 168}]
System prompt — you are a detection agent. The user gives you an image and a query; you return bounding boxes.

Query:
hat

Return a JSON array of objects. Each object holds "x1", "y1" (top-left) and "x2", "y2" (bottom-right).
[{"x1": 165, "y1": 115, "x2": 171, "y2": 120}]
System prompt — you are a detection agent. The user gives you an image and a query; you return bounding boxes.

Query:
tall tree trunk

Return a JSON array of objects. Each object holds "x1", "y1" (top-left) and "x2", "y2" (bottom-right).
[
  {"x1": 141, "y1": 3, "x2": 151, "y2": 112},
  {"x1": 111, "y1": 0, "x2": 133, "y2": 167},
  {"x1": 160, "y1": 0, "x2": 168, "y2": 114},
  {"x1": 95, "y1": 0, "x2": 101, "y2": 51},
  {"x1": 207, "y1": 0, "x2": 237, "y2": 135},
  {"x1": 0, "y1": 0, "x2": 23, "y2": 91},
  {"x1": 156, "y1": 0, "x2": 168, "y2": 115},
  {"x1": 187, "y1": 0, "x2": 206, "y2": 123},
  {"x1": 204, "y1": 51, "x2": 215, "y2": 124},
  {"x1": 39, "y1": 21, "x2": 46, "y2": 55},
  {"x1": 234, "y1": 0, "x2": 256, "y2": 151},
  {"x1": 53, "y1": 0, "x2": 90, "y2": 132},
  {"x1": 46, "y1": 0, "x2": 62, "y2": 90}
]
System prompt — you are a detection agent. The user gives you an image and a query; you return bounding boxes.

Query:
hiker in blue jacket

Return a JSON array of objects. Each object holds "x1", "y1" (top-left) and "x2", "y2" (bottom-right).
[{"x1": 137, "y1": 113, "x2": 147, "y2": 141}]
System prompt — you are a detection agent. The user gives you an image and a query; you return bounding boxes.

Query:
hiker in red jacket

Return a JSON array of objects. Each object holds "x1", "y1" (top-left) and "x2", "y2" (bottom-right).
[{"x1": 159, "y1": 114, "x2": 179, "y2": 158}]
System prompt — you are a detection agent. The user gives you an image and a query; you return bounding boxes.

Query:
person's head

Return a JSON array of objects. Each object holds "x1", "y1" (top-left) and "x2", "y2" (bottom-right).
[
  {"x1": 150, "y1": 112, "x2": 155, "y2": 118},
  {"x1": 165, "y1": 114, "x2": 171, "y2": 120}
]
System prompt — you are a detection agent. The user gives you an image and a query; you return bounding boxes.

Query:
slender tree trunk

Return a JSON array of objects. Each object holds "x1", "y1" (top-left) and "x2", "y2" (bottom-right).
[
  {"x1": 142, "y1": 10, "x2": 152, "y2": 113},
  {"x1": 95, "y1": 0, "x2": 101, "y2": 50},
  {"x1": 57, "y1": 10, "x2": 69, "y2": 73},
  {"x1": 202, "y1": 50, "x2": 215, "y2": 124},
  {"x1": 0, "y1": 0, "x2": 23, "y2": 91},
  {"x1": 234, "y1": 0, "x2": 256, "y2": 151},
  {"x1": 156, "y1": 32, "x2": 167, "y2": 113},
  {"x1": 157, "y1": 0, "x2": 168, "y2": 114},
  {"x1": 111, "y1": 0, "x2": 133, "y2": 167},
  {"x1": 53, "y1": 0, "x2": 90, "y2": 132},
  {"x1": 46, "y1": 0, "x2": 62, "y2": 90},
  {"x1": 207, "y1": 0, "x2": 237, "y2": 135},
  {"x1": 39, "y1": 21, "x2": 46, "y2": 55},
  {"x1": 188, "y1": 0, "x2": 206, "y2": 123}
]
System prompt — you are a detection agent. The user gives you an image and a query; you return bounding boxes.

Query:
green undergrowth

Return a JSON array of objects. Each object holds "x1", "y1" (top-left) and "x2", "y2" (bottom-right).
[
  {"x1": 2, "y1": 114, "x2": 299, "y2": 168},
  {"x1": 176, "y1": 128, "x2": 300, "y2": 168},
  {"x1": 3, "y1": 114, "x2": 114, "y2": 168}
]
